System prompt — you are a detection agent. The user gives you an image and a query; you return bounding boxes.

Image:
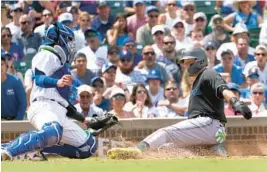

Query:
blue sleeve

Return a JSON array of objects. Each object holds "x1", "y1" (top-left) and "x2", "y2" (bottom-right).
[
  {"x1": 34, "y1": 68, "x2": 59, "y2": 88},
  {"x1": 15, "y1": 42, "x2": 25, "y2": 59},
  {"x1": 15, "y1": 79, "x2": 27, "y2": 120}
]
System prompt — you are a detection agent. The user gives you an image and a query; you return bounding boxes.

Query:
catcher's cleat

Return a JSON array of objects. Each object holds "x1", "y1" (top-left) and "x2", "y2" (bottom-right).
[
  {"x1": 107, "y1": 147, "x2": 142, "y2": 160},
  {"x1": 25, "y1": 151, "x2": 48, "y2": 161},
  {"x1": 1, "y1": 149, "x2": 13, "y2": 161},
  {"x1": 211, "y1": 143, "x2": 228, "y2": 157}
]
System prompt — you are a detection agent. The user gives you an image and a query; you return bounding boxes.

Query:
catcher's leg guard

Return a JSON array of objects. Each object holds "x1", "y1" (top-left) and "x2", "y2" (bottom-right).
[
  {"x1": 43, "y1": 133, "x2": 97, "y2": 159},
  {"x1": 3, "y1": 121, "x2": 63, "y2": 158}
]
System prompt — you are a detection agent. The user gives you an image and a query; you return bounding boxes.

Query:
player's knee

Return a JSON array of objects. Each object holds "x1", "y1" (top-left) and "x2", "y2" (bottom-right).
[
  {"x1": 77, "y1": 135, "x2": 97, "y2": 159},
  {"x1": 41, "y1": 121, "x2": 63, "y2": 146}
]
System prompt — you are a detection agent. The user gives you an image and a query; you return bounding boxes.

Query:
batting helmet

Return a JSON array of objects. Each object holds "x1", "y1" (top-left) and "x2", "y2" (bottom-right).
[
  {"x1": 43, "y1": 22, "x2": 76, "y2": 63},
  {"x1": 180, "y1": 47, "x2": 208, "y2": 76}
]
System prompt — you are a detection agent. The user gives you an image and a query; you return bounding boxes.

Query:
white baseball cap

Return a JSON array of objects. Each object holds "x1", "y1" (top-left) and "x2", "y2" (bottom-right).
[
  {"x1": 193, "y1": 12, "x2": 207, "y2": 21},
  {"x1": 110, "y1": 87, "x2": 125, "y2": 99},
  {"x1": 78, "y1": 85, "x2": 93, "y2": 95},
  {"x1": 58, "y1": 13, "x2": 73, "y2": 23},
  {"x1": 151, "y1": 25, "x2": 165, "y2": 35}
]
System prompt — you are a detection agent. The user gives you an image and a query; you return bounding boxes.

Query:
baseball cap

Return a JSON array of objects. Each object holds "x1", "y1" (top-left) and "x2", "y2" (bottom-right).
[
  {"x1": 151, "y1": 25, "x2": 165, "y2": 35},
  {"x1": 181, "y1": 1, "x2": 195, "y2": 8},
  {"x1": 247, "y1": 67, "x2": 259, "y2": 79},
  {"x1": 108, "y1": 45, "x2": 120, "y2": 55},
  {"x1": 204, "y1": 41, "x2": 217, "y2": 50},
  {"x1": 123, "y1": 38, "x2": 136, "y2": 46},
  {"x1": 216, "y1": 46, "x2": 234, "y2": 61},
  {"x1": 42, "y1": 9, "x2": 52, "y2": 16},
  {"x1": 78, "y1": 85, "x2": 93, "y2": 95},
  {"x1": 10, "y1": 4, "x2": 23, "y2": 11},
  {"x1": 58, "y1": 13, "x2": 73, "y2": 23},
  {"x1": 180, "y1": 47, "x2": 207, "y2": 61},
  {"x1": 102, "y1": 63, "x2": 117, "y2": 73},
  {"x1": 97, "y1": 0, "x2": 108, "y2": 8},
  {"x1": 110, "y1": 87, "x2": 125, "y2": 99},
  {"x1": 133, "y1": 0, "x2": 145, "y2": 6},
  {"x1": 193, "y1": 12, "x2": 207, "y2": 21},
  {"x1": 227, "y1": 82, "x2": 240, "y2": 94},
  {"x1": 90, "y1": 77, "x2": 104, "y2": 86},
  {"x1": 233, "y1": 23, "x2": 248, "y2": 35},
  {"x1": 255, "y1": 44, "x2": 267, "y2": 52},
  {"x1": 146, "y1": 5, "x2": 159, "y2": 14},
  {"x1": 1, "y1": 52, "x2": 6, "y2": 61},
  {"x1": 58, "y1": 2, "x2": 70, "y2": 9},
  {"x1": 172, "y1": 19, "x2": 185, "y2": 28},
  {"x1": 146, "y1": 69, "x2": 162, "y2": 83},
  {"x1": 211, "y1": 14, "x2": 223, "y2": 25},
  {"x1": 84, "y1": 28, "x2": 98, "y2": 38},
  {"x1": 120, "y1": 50, "x2": 133, "y2": 60}
]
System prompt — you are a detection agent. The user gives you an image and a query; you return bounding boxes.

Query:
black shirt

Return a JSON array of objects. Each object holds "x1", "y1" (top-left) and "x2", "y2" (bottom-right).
[{"x1": 188, "y1": 68, "x2": 227, "y2": 123}]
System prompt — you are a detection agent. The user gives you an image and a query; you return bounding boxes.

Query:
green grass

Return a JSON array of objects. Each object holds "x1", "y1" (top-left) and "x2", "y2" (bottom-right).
[{"x1": 2, "y1": 158, "x2": 267, "y2": 172}]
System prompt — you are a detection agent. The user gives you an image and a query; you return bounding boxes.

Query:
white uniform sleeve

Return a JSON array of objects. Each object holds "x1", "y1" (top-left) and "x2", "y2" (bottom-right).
[{"x1": 32, "y1": 51, "x2": 63, "y2": 76}]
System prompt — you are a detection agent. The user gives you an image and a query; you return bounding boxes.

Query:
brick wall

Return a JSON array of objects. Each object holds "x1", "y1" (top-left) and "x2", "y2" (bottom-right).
[{"x1": 1, "y1": 116, "x2": 267, "y2": 143}]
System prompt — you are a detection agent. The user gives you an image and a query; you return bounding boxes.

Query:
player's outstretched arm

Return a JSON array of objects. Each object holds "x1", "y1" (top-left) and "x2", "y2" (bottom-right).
[{"x1": 222, "y1": 89, "x2": 252, "y2": 120}]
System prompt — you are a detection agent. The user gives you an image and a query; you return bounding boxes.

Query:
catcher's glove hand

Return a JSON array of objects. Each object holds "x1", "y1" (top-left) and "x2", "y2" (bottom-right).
[{"x1": 85, "y1": 113, "x2": 120, "y2": 136}]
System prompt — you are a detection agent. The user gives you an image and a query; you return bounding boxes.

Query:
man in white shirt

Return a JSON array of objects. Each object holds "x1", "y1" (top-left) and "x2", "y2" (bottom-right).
[
  {"x1": 77, "y1": 28, "x2": 108, "y2": 74},
  {"x1": 6, "y1": 4, "x2": 23, "y2": 42},
  {"x1": 34, "y1": 9, "x2": 53, "y2": 38}
]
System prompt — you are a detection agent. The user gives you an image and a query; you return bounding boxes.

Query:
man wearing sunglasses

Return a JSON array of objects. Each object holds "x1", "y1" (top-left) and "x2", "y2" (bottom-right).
[
  {"x1": 193, "y1": 12, "x2": 208, "y2": 35},
  {"x1": 34, "y1": 9, "x2": 53, "y2": 38},
  {"x1": 181, "y1": 1, "x2": 196, "y2": 36},
  {"x1": 108, "y1": 47, "x2": 252, "y2": 158},
  {"x1": 248, "y1": 83, "x2": 267, "y2": 116},
  {"x1": 122, "y1": 38, "x2": 142, "y2": 67}
]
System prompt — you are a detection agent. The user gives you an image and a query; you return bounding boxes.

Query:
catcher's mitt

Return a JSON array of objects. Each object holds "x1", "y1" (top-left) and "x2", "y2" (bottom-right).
[{"x1": 85, "y1": 113, "x2": 120, "y2": 136}]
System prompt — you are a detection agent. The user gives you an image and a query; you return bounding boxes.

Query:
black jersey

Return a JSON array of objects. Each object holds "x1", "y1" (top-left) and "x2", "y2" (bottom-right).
[{"x1": 188, "y1": 68, "x2": 227, "y2": 123}]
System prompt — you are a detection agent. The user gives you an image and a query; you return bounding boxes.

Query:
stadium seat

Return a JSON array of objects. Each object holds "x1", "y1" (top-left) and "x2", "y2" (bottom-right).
[
  {"x1": 109, "y1": 1, "x2": 125, "y2": 17},
  {"x1": 248, "y1": 27, "x2": 261, "y2": 48}
]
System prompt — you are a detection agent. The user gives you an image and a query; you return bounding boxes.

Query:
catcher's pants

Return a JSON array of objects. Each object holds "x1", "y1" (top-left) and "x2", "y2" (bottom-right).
[
  {"x1": 143, "y1": 117, "x2": 226, "y2": 148},
  {"x1": 27, "y1": 100, "x2": 88, "y2": 147}
]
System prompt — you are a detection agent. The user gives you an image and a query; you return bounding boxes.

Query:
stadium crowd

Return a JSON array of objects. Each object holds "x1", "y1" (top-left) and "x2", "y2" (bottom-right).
[{"x1": 1, "y1": 0, "x2": 267, "y2": 121}]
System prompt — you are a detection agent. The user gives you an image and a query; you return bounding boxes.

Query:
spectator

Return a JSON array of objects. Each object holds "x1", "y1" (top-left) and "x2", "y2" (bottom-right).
[
  {"x1": 18, "y1": 14, "x2": 42, "y2": 60},
  {"x1": 249, "y1": 83, "x2": 267, "y2": 115},
  {"x1": 122, "y1": 38, "x2": 142, "y2": 67},
  {"x1": 75, "y1": 84, "x2": 104, "y2": 117},
  {"x1": 224, "y1": 82, "x2": 242, "y2": 116},
  {"x1": 101, "y1": 63, "x2": 117, "y2": 88},
  {"x1": 77, "y1": 28, "x2": 108, "y2": 74},
  {"x1": 1, "y1": 4, "x2": 11, "y2": 26},
  {"x1": 6, "y1": 3, "x2": 23, "y2": 42},
  {"x1": 223, "y1": 0, "x2": 263, "y2": 32},
  {"x1": 190, "y1": 29, "x2": 204, "y2": 48},
  {"x1": 55, "y1": 2, "x2": 70, "y2": 17},
  {"x1": 204, "y1": 14, "x2": 231, "y2": 49},
  {"x1": 1, "y1": 27, "x2": 25, "y2": 62},
  {"x1": 243, "y1": 44, "x2": 267, "y2": 85},
  {"x1": 180, "y1": 71, "x2": 194, "y2": 103},
  {"x1": 180, "y1": 1, "x2": 196, "y2": 36},
  {"x1": 127, "y1": 0, "x2": 147, "y2": 39},
  {"x1": 58, "y1": 13, "x2": 73, "y2": 28},
  {"x1": 193, "y1": 12, "x2": 208, "y2": 35},
  {"x1": 259, "y1": 21, "x2": 267, "y2": 46},
  {"x1": 74, "y1": 11, "x2": 92, "y2": 51},
  {"x1": 1, "y1": 52, "x2": 27, "y2": 120},
  {"x1": 214, "y1": 46, "x2": 245, "y2": 87},
  {"x1": 71, "y1": 53, "x2": 97, "y2": 86},
  {"x1": 146, "y1": 69, "x2": 164, "y2": 106},
  {"x1": 171, "y1": 19, "x2": 192, "y2": 51},
  {"x1": 107, "y1": 45, "x2": 120, "y2": 66},
  {"x1": 109, "y1": 87, "x2": 134, "y2": 119},
  {"x1": 34, "y1": 9, "x2": 53, "y2": 38},
  {"x1": 75, "y1": 0, "x2": 98, "y2": 16},
  {"x1": 115, "y1": 50, "x2": 146, "y2": 92},
  {"x1": 233, "y1": 36, "x2": 255, "y2": 68},
  {"x1": 125, "y1": 84, "x2": 156, "y2": 118},
  {"x1": 91, "y1": 0, "x2": 115, "y2": 39},
  {"x1": 67, "y1": 6, "x2": 80, "y2": 30},
  {"x1": 136, "y1": 5, "x2": 160, "y2": 47},
  {"x1": 157, "y1": 35, "x2": 182, "y2": 84},
  {"x1": 157, "y1": 79, "x2": 187, "y2": 117},
  {"x1": 214, "y1": 0, "x2": 235, "y2": 17},
  {"x1": 151, "y1": 25, "x2": 166, "y2": 57},
  {"x1": 136, "y1": 45, "x2": 171, "y2": 84},
  {"x1": 107, "y1": 13, "x2": 134, "y2": 46},
  {"x1": 158, "y1": 0, "x2": 181, "y2": 29},
  {"x1": 204, "y1": 41, "x2": 220, "y2": 68},
  {"x1": 91, "y1": 77, "x2": 110, "y2": 112},
  {"x1": 5, "y1": 53, "x2": 24, "y2": 84}
]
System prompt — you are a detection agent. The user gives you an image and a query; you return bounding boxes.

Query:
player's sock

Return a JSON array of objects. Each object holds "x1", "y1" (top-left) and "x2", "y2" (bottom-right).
[{"x1": 136, "y1": 141, "x2": 150, "y2": 152}]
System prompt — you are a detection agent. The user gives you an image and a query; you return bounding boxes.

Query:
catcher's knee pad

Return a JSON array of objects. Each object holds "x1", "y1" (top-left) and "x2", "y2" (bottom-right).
[
  {"x1": 77, "y1": 134, "x2": 97, "y2": 159},
  {"x1": 5, "y1": 121, "x2": 63, "y2": 157}
]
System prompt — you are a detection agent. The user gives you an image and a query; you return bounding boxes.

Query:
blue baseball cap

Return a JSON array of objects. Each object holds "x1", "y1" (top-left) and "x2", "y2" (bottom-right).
[
  {"x1": 84, "y1": 28, "x2": 98, "y2": 38},
  {"x1": 102, "y1": 63, "x2": 117, "y2": 73},
  {"x1": 204, "y1": 41, "x2": 217, "y2": 49},
  {"x1": 90, "y1": 77, "x2": 104, "y2": 86},
  {"x1": 146, "y1": 69, "x2": 162, "y2": 83},
  {"x1": 133, "y1": 0, "x2": 145, "y2": 6},
  {"x1": 120, "y1": 50, "x2": 133, "y2": 60},
  {"x1": 227, "y1": 82, "x2": 240, "y2": 94},
  {"x1": 123, "y1": 38, "x2": 136, "y2": 46},
  {"x1": 247, "y1": 67, "x2": 259, "y2": 79},
  {"x1": 146, "y1": 5, "x2": 159, "y2": 14}
]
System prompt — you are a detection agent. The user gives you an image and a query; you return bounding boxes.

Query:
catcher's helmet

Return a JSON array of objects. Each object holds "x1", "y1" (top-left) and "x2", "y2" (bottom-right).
[{"x1": 180, "y1": 47, "x2": 208, "y2": 76}]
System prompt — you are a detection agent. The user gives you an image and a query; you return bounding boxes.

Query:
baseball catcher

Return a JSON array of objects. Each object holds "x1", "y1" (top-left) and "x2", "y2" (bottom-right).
[
  {"x1": 108, "y1": 47, "x2": 252, "y2": 159},
  {"x1": 1, "y1": 22, "x2": 119, "y2": 161}
]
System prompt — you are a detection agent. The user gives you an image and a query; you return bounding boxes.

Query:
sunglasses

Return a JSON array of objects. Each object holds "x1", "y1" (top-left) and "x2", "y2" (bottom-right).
[
  {"x1": 136, "y1": 90, "x2": 147, "y2": 94},
  {"x1": 164, "y1": 41, "x2": 174, "y2": 45},
  {"x1": 174, "y1": 24, "x2": 184, "y2": 28},
  {"x1": 109, "y1": 51, "x2": 119, "y2": 55},
  {"x1": 149, "y1": 15, "x2": 159, "y2": 18},
  {"x1": 195, "y1": 18, "x2": 205, "y2": 22},
  {"x1": 167, "y1": 3, "x2": 176, "y2": 7},
  {"x1": 206, "y1": 47, "x2": 216, "y2": 51},
  {"x1": 222, "y1": 56, "x2": 232, "y2": 60},
  {"x1": 80, "y1": 95, "x2": 91, "y2": 99},
  {"x1": 43, "y1": 14, "x2": 52, "y2": 17},
  {"x1": 184, "y1": 7, "x2": 194, "y2": 11},
  {"x1": 252, "y1": 91, "x2": 264, "y2": 95},
  {"x1": 2, "y1": 34, "x2": 12, "y2": 38},
  {"x1": 14, "y1": 9, "x2": 23, "y2": 13},
  {"x1": 93, "y1": 83, "x2": 104, "y2": 88},
  {"x1": 106, "y1": 69, "x2": 116, "y2": 74},
  {"x1": 125, "y1": 44, "x2": 136, "y2": 48},
  {"x1": 165, "y1": 87, "x2": 177, "y2": 91},
  {"x1": 143, "y1": 51, "x2": 155, "y2": 56},
  {"x1": 20, "y1": 21, "x2": 29, "y2": 25},
  {"x1": 255, "y1": 53, "x2": 266, "y2": 56},
  {"x1": 120, "y1": 58, "x2": 132, "y2": 63}
]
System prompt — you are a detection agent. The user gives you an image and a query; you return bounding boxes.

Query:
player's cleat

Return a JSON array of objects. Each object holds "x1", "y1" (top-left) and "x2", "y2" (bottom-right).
[
  {"x1": 1, "y1": 149, "x2": 13, "y2": 161},
  {"x1": 107, "y1": 147, "x2": 142, "y2": 159},
  {"x1": 25, "y1": 151, "x2": 48, "y2": 161},
  {"x1": 211, "y1": 143, "x2": 228, "y2": 157}
]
